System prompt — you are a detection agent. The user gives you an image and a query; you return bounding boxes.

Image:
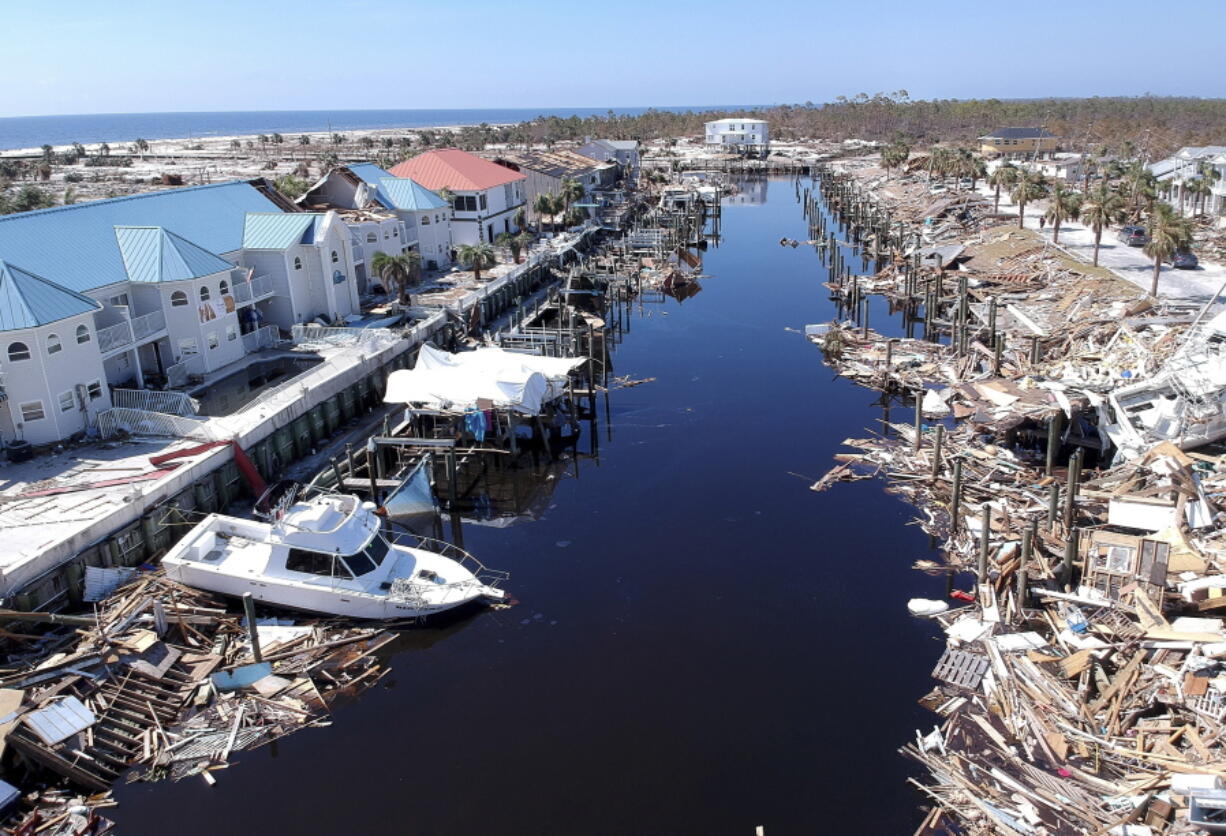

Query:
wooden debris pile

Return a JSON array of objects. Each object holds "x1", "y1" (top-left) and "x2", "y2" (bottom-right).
[{"x1": 0, "y1": 572, "x2": 391, "y2": 829}]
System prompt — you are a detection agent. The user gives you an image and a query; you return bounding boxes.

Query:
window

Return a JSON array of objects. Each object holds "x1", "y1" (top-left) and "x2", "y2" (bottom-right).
[
  {"x1": 178, "y1": 338, "x2": 198, "y2": 357},
  {"x1": 383, "y1": 229, "x2": 389, "y2": 239},
  {"x1": 226, "y1": 324, "x2": 237, "y2": 342},
  {"x1": 421, "y1": 214, "x2": 431, "y2": 225},
  {"x1": 199, "y1": 286, "x2": 211, "y2": 302},
  {"x1": 454, "y1": 195, "x2": 478, "y2": 212},
  {"x1": 219, "y1": 280, "x2": 229, "y2": 295},
  {"x1": 170, "y1": 291, "x2": 188, "y2": 307},
  {"x1": 207, "y1": 332, "x2": 219, "y2": 350},
  {"x1": 19, "y1": 401, "x2": 44, "y2": 422},
  {"x1": 343, "y1": 536, "x2": 384, "y2": 577},
  {"x1": 286, "y1": 549, "x2": 350, "y2": 578},
  {"x1": 331, "y1": 250, "x2": 339, "y2": 264},
  {"x1": 504, "y1": 183, "x2": 514, "y2": 205},
  {"x1": 108, "y1": 293, "x2": 130, "y2": 308},
  {"x1": 366, "y1": 232, "x2": 377, "y2": 243},
  {"x1": 86, "y1": 380, "x2": 102, "y2": 400},
  {"x1": 58, "y1": 390, "x2": 75, "y2": 412},
  {"x1": 392, "y1": 228, "x2": 399, "y2": 238},
  {"x1": 46, "y1": 334, "x2": 61, "y2": 355},
  {"x1": 8, "y1": 342, "x2": 30, "y2": 361},
  {"x1": 435, "y1": 214, "x2": 441, "y2": 224},
  {"x1": 478, "y1": 193, "x2": 487, "y2": 211},
  {"x1": 76, "y1": 324, "x2": 90, "y2": 344},
  {"x1": 293, "y1": 257, "x2": 302, "y2": 270}
]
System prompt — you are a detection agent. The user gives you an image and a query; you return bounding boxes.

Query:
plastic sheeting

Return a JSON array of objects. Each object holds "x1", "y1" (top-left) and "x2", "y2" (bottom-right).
[{"x1": 384, "y1": 344, "x2": 585, "y2": 414}]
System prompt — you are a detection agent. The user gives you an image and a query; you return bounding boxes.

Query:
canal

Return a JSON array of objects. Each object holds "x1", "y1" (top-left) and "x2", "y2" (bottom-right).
[{"x1": 111, "y1": 177, "x2": 947, "y2": 834}]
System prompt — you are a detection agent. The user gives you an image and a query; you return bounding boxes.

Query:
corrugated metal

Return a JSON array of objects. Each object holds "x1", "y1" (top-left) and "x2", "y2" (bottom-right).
[
  {"x1": 389, "y1": 149, "x2": 525, "y2": 192},
  {"x1": 241, "y1": 212, "x2": 320, "y2": 249},
  {"x1": 0, "y1": 260, "x2": 101, "y2": 331},
  {"x1": 83, "y1": 565, "x2": 138, "y2": 602},
  {"x1": 347, "y1": 163, "x2": 449, "y2": 212},
  {"x1": 114, "y1": 226, "x2": 234, "y2": 284},
  {"x1": 0, "y1": 180, "x2": 284, "y2": 295},
  {"x1": 24, "y1": 696, "x2": 96, "y2": 745}
]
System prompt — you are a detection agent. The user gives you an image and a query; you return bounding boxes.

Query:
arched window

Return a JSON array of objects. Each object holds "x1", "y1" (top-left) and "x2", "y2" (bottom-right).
[
  {"x1": 392, "y1": 228, "x2": 399, "y2": 238},
  {"x1": 421, "y1": 215, "x2": 431, "y2": 225},
  {"x1": 219, "y1": 280, "x2": 229, "y2": 295},
  {"x1": 170, "y1": 291, "x2": 188, "y2": 306},
  {"x1": 46, "y1": 334, "x2": 61, "y2": 355},
  {"x1": 383, "y1": 230, "x2": 389, "y2": 239},
  {"x1": 199, "y1": 286, "x2": 211, "y2": 302},
  {"x1": 331, "y1": 251, "x2": 339, "y2": 264},
  {"x1": 293, "y1": 257, "x2": 302, "y2": 270},
  {"x1": 366, "y1": 232, "x2": 377, "y2": 243},
  {"x1": 76, "y1": 324, "x2": 90, "y2": 344},
  {"x1": 8, "y1": 342, "x2": 30, "y2": 361}
]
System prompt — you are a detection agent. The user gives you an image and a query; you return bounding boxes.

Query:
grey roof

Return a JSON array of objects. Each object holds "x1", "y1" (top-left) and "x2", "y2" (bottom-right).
[{"x1": 980, "y1": 128, "x2": 1056, "y2": 140}]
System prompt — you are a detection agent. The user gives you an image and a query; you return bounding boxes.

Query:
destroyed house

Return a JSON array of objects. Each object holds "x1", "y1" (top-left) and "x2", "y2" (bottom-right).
[
  {"x1": 1082, "y1": 529, "x2": 1170, "y2": 602},
  {"x1": 490, "y1": 150, "x2": 617, "y2": 223},
  {"x1": 978, "y1": 127, "x2": 1057, "y2": 158}
]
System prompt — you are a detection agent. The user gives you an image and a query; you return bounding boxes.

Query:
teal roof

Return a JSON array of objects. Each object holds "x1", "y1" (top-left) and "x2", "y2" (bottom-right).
[
  {"x1": 0, "y1": 260, "x2": 101, "y2": 332},
  {"x1": 0, "y1": 180, "x2": 283, "y2": 295},
  {"x1": 242, "y1": 213, "x2": 322, "y2": 249},
  {"x1": 115, "y1": 226, "x2": 235, "y2": 284},
  {"x1": 347, "y1": 163, "x2": 448, "y2": 212}
]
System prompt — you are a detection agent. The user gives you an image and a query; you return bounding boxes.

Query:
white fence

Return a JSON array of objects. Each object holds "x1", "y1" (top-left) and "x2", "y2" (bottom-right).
[
  {"x1": 110, "y1": 388, "x2": 199, "y2": 416},
  {"x1": 97, "y1": 407, "x2": 222, "y2": 441},
  {"x1": 241, "y1": 325, "x2": 280, "y2": 353},
  {"x1": 130, "y1": 310, "x2": 166, "y2": 341},
  {"x1": 232, "y1": 274, "x2": 274, "y2": 305},
  {"x1": 96, "y1": 320, "x2": 134, "y2": 354}
]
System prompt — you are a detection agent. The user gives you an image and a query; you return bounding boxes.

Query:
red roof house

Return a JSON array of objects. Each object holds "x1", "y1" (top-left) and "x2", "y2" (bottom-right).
[{"x1": 389, "y1": 149, "x2": 525, "y2": 192}]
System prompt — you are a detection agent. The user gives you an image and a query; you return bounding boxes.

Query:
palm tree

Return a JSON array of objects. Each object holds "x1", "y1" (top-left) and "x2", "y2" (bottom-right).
[
  {"x1": 533, "y1": 192, "x2": 560, "y2": 232},
  {"x1": 370, "y1": 251, "x2": 415, "y2": 304},
  {"x1": 1010, "y1": 171, "x2": 1048, "y2": 229},
  {"x1": 514, "y1": 230, "x2": 534, "y2": 262},
  {"x1": 299, "y1": 135, "x2": 311, "y2": 147},
  {"x1": 989, "y1": 163, "x2": 1018, "y2": 213},
  {"x1": 457, "y1": 242, "x2": 496, "y2": 282},
  {"x1": 1044, "y1": 182, "x2": 1082, "y2": 243},
  {"x1": 560, "y1": 177, "x2": 584, "y2": 215},
  {"x1": 437, "y1": 187, "x2": 455, "y2": 208},
  {"x1": 1143, "y1": 203, "x2": 1193, "y2": 297},
  {"x1": 513, "y1": 206, "x2": 527, "y2": 231},
  {"x1": 1079, "y1": 183, "x2": 1125, "y2": 265},
  {"x1": 962, "y1": 155, "x2": 988, "y2": 191},
  {"x1": 881, "y1": 142, "x2": 910, "y2": 180}
]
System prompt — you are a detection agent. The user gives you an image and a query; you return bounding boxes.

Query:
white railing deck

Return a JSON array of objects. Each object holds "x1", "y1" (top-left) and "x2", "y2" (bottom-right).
[
  {"x1": 232, "y1": 274, "x2": 274, "y2": 306},
  {"x1": 96, "y1": 320, "x2": 134, "y2": 354},
  {"x1": 130, "y1": 309, "x2": 166, "y2": 341},
  {"x1": 241, "y1": 324, "x2": 280, "y2": 353},
  {"x1": 111, "y1": 388, "x2": 198, "y2": 416}
]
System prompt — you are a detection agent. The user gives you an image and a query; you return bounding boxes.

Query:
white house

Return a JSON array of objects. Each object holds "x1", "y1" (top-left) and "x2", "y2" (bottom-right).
[
  {"x1": 390, "y1": 149, "x2": 526, "y2": 247},
  {"x1": 704, "y1": 119, "x2": 769, "y2": 157},
  {"x1": 302, "y1": 163, "x2": 454, "y2": 272},
  {"x1": 1149, "y1": 146, "x2": 1226, "y2": 217},
  {"x1": 0, "y1": 261, "x2": 110, "y2": 445},
  {"x1": 0, "y1": 178, "x2": 376, "y2": 448}
]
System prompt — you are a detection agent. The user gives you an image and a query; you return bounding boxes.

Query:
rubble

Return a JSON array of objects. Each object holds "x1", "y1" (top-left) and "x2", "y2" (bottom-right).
[
  {"x1": 0, "y1": 571, "x2": 390, "y2": 831},
  {"x1": 808, "y1": 159, "x2": 1226, "y2": 834}
]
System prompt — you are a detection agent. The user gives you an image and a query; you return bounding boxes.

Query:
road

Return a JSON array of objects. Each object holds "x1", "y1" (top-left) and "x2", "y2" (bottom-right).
[{"x1": 976, "y1": 182, "x2": 1226, "y2": 303}]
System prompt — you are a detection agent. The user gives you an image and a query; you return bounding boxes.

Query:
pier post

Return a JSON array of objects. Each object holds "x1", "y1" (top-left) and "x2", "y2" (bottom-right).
[
  {"x1": 950, "y1": 458, "x2": 963, "y2": 534},
  {"x1": 978, "y1": 503, "x2": 991, "y2": 583},
  {"x1": 931, "y1": 424, "x2": 944, "y2": 479},
  {"x1": 1062, "y1": 527, "x2": 1080, "y2": 592},
  {"x1": 242, "y1": 593, "x2": 262, "y2": 664},
  {"x1": 1017, "y1": 522, "x2": 1033, "y2": 618},
  {"x1": 1047, "y1": 483, "x2": 1060, "y2": 530},
  {"x1": 913, "y1": 392, "x2": 923, "y2": 452},
  {"x1": 1063, "y1": 448, "x2": 1082, "y2": 529},
  {"x1": 1045, "y1": 412, "x2": 1063, "y2": 476}
]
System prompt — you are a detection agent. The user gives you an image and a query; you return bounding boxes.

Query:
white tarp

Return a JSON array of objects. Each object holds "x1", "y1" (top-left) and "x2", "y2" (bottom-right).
[{"x1": 384, "y1": 345, "x2": 585, "y2": 414}]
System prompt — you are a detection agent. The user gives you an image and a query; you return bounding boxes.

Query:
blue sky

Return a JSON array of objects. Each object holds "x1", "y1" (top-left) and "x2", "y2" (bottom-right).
[{"x1": 1, "y1": 0, "x2": 1221, "y2": 117}]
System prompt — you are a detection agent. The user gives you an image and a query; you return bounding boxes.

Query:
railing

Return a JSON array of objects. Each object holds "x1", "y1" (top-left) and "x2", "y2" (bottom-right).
[
  {"x1": 242, "y1": 324, "x2": 280, "y2": 353},
  {"x1": 96, "y1": 320, "x2": 135, "y2": 354},
  {"x1": 289, "y1": 324, "x2": 400, "y2": 349},
  {"x1": 386, "y1": 530, "x2": 510, "y2": 590},
  {"x1": 232, "y1": 274, "x2": 274, "y2": 305},
  {"x1": 0, "y1": 371, "x2": 7, "y2": 402},
  {"x1": 110, "y1": 388, "x2": 198, "y2": 416},
  {"x1": 130, "y1": 309, "x2": 166, "y2": 342},
  {"x1": 97, "y1": 407, "x2": 222, "y2": 441}
]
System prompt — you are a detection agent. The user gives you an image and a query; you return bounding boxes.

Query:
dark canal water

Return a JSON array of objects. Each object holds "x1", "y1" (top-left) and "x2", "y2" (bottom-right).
[{"x1": 111, "y1": 178, "x2": 946, "y2": 835}]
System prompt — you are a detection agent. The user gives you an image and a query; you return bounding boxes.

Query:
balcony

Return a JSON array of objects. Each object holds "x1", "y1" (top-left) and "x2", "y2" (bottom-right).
[
  {"x1": 232, "y1": 274, "x2": 275, "y2": 306},
  {"x1": 97, "y1": 310, "x2": 167, "y2": 355}
]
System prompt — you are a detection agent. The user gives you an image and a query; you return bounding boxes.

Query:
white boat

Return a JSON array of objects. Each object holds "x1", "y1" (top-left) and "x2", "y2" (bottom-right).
[{"x1": 161, "y1": 490, "x2": 507, "y2": 619}]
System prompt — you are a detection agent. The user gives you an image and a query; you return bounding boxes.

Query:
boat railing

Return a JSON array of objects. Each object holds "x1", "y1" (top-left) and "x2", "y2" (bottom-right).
[{"x1": 386, "y1": 530, "x2": 510, "y2": 589}]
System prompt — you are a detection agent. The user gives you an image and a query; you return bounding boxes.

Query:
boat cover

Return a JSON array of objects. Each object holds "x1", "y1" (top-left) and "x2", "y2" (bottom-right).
[{"x1": 383, "y1": 344, "x2": 585, "y2": 414}]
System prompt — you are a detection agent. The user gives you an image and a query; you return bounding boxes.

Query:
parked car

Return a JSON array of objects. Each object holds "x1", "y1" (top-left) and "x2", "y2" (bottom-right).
[
  {"x1": 1117, "y1": 225, "x2": 1149, "y2": 247},
  {"x1": 1170, "y1": 250, "x2": 1199, "y2": 269}
]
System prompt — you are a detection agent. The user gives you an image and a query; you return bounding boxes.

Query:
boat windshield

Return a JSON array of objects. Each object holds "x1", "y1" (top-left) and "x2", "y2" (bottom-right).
[
  {"x1": 286, "y1": 549, "x2": 353, "y2": 580},
  {"x1": 341, "y1": 534, "x2": 388, "y2": 577}
]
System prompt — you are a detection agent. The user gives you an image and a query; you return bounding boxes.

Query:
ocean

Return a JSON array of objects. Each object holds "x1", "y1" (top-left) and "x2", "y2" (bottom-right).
[{"x1": 0, "y1": 106, "x2": 741, "y2": 151}]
